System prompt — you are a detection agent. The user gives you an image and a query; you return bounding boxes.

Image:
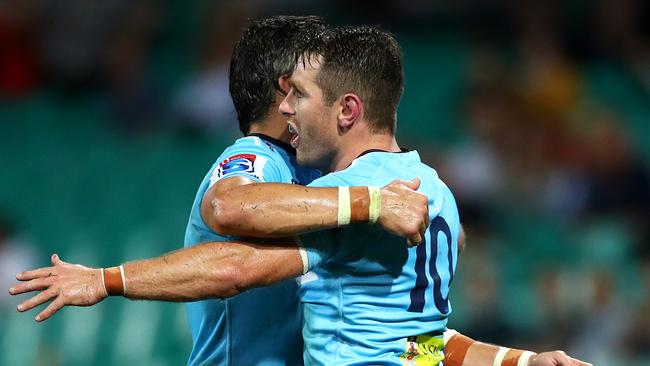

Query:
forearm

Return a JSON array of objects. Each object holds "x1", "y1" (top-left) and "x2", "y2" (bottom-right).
[
  {"x1": 444, "y1": 330, "x2": 535, "y2": 366},
  {"x1": 10, "y1": 240, "x2": 304, "y2": 322},
  {"x1": 463, "y1": 342, "x2": 532, "y2": 366},
  {"x1": 442, "y1": 330, "x2": 592, "y2": 366},
  {"x1": 206, "y1": 183, "x2": 376, "y2": 237},
  {"x1": 121, "y1": 241, "x2": 304, "y2": 301}
]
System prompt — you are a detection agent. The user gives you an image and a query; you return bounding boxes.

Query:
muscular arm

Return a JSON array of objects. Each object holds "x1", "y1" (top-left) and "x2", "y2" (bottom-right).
[
  {"x1": 9, "y1": 239, "x2": 302, "y2": 321},
  {"x1": 202, "y1": 176, "x2": 336, "y2": 237},
  {"x1": 124, "y1": 239, "x2": 302, "y2": 301},
  {"x1": 201, "y1": 176, "x2": 428, "y2": 244}
]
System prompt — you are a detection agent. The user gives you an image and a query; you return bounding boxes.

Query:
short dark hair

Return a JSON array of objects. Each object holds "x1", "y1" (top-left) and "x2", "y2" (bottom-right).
[
  {"x1": 229, "y1": 16, "x2": 326, "y2": 135},
  {"x1": 307, "y1": 26, "x2": 404, "y2": 134}
]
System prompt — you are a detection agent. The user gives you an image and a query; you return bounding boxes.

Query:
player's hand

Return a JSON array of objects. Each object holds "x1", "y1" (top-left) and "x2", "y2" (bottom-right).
[
  {"x1": 8, "y1": 253, "x2": 107, "y2": 322},
  {"x1": 378, "y1": 178, "x2": 429, "y2": 247},
  {"x1": 529, "y1": 351, "x2": 593, "y2": 366}
]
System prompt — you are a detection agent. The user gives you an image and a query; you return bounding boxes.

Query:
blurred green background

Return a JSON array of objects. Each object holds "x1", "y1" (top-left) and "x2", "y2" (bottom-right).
[{"x1": 1, "y1": 1, "x2": 648, "y2": 365}]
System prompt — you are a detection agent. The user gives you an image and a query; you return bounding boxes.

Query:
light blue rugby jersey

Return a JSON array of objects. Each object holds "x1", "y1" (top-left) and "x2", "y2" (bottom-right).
[
  {"x1": 298, "y1": 150, "x2": 461, "y2": 366},
  {"x1": 184, "y1": 133, "x2": 321, "y2": 366}
]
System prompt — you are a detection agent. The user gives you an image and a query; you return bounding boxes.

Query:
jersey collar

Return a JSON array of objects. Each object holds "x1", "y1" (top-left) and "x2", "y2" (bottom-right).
[
  {"x1": 346, "y1": 148, "x2": 410, "y2": 169},
  {"x1": 355, "y1": 147, "x2": 410, "y2": 160},
  {"x1": 247, "y1": 133, "x2": 296, "y2": 156}
]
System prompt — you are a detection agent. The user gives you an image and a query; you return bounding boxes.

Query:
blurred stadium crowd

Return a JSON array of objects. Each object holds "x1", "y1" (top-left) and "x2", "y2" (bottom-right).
[{"x1": 0, "y1": 1, "x2": 648, "y2": 365}]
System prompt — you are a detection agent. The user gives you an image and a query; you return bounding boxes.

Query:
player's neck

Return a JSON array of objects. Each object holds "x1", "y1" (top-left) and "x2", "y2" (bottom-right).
[
  {"x1": 248, "y1": 115, "x2": 292, "y2": 144},
  {"x1": 329, "y1": 132, "x2": 400, "y2": 172}
]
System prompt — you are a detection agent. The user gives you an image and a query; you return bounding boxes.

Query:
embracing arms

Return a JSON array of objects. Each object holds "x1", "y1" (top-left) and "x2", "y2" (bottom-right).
[{"x1": 202, "y1": 176, "x2": 429, "y2": 245}]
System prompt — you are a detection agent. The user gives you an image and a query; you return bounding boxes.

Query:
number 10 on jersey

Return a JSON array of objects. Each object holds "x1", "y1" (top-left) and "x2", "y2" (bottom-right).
[{"x1": 407, "y1": 216, "x2": 454, "y2": 314}]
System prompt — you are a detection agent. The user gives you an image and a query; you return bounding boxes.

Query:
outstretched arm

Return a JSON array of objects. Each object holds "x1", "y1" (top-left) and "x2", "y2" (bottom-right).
[
  {"x1": 9, "y1": 239, "x2": 302, "y2": 322},
  {"x1": 443, "y1": 330, "x2": 592, "y2": 366},
  {"x1": 203, "y1": 176, "x2": 429, "y2": 245}
]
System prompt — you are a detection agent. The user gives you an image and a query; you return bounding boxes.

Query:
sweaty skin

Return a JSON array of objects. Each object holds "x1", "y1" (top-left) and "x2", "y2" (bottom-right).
[{"x1": 203, "y1": 176, "x2": 429, "y2": 245}]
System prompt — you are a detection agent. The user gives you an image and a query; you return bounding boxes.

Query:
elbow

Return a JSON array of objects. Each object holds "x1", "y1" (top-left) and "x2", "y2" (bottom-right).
[{"x1": 206, "y1": 194, "x2": 241, "y2": 236}]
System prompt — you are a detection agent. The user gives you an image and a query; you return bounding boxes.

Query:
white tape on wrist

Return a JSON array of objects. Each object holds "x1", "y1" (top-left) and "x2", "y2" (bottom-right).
[
  {"x1": 518, "y1": 351, "x2": 535, "y2": 366},
  {"x1": 493, "y1": 347, "x2": 510, "y2": 366},
  {"x1": 337, "y1": 187, "x2": 351, "y2": 226},
  {"x1": 294, "y1": 236, "x2": 310, "y2": 275},
  {"x1": 442, "y1": 329, "x2": 459, "y2": 345},
  {"x1": 100, "y1": 268, "x2": 107, "y2": 296},
  {"x1": 368, "y1": 186, "x2": 381, "y2": 223},
  {"x1": 119, "y1": 264, "x2": 127, "y2": 295}
]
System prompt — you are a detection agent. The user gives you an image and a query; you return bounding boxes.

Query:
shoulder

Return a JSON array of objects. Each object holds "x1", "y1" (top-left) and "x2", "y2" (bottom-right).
[
  {"x1": 217, "y1": 136, "x2": 289, "y2": 167},
  {"x1": 210, "y1": 137, "x2": 288, "y2": 184}
]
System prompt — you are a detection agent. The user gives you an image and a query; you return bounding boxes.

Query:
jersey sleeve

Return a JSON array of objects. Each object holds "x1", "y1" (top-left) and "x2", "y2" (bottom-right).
[{"x1": 208, "y1": 138, "x2": 285, "y2": 188}]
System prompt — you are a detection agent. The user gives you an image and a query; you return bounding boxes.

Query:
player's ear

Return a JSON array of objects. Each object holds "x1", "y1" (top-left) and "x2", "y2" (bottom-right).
[
  {"x1": 338, "y1": 93, "x2": 362, "y2": 130},
  {"x1": 278, "y1": 75, "x2": 291, "y2": 95}
]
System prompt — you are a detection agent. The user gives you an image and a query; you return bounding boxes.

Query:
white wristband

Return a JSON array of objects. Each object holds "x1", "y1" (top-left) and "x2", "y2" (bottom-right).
[
  {"x1": 368, "y1": 186, "x2": 381, "y2": 224},
  {"x1": 518, "y1": 351, "x2": 535, "y2": 366},
  {"x1": 442, "y1": 329, "x2": 459, "y2": 345},
  {"x1": 493, "y1": 347, "x2": 510, "y2": 366},
  {"x1": 100, "y1": 268, "x2": 108, "y2": 296},
  {"x1": 119, "y1": 264, "x2": 127, "y2": 295},
  {"x1": 337, "y1": 187, "x2": 351, "y2": 226},
  {"x1": 294, "y1": 236, "x2": 310, "y2": 275}
]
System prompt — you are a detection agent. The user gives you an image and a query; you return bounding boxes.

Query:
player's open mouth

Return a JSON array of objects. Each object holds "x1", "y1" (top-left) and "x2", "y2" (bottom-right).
[{"x1": 288, "y1": 122, "x2": 300, "y2": 148}]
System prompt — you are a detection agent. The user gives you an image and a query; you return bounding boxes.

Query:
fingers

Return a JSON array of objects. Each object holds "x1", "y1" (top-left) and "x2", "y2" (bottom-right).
[
  {"x1": 17, "y1": 288, "x2": 57, "y2": 313},
  {"x1": 16, "y1": 267, "x2": 56, "y2": 281},
  {"x1": 571, "y1": 357, "x2": 592, "y2": 366},
  {"x1": 51, "y1": 253, "x2": 63, "y2": 265},
  {"x1": 550, "y1": 351, "x2": 592, "y2": 366},
  {"x1": 420, "y1": 210, "x2": 429, "y2": 241},
  {"x1": 555, "y1": 351, "x2": 572, "y2": 366},
  {"x1": 35, "y1": 297, "x2": 66, "y2": 322},
  {"x1": 404, "y1": 177, "x2": 421, "y2": 190},
  {"x1": 386, "y1": 177, "x2": 421, "y2": 191},
  {"x1": 15, "y1": 253, "x2": 65, "y2": 281},
  {"x1": 407, "y1": 209, "x2": 428, "y2": 247},
  {"x1": 407, "y1": 231, "x2": 422, "y2": 247},
  {"x1": 9, "y1": 277, "x2": 52, "y2": 295}
]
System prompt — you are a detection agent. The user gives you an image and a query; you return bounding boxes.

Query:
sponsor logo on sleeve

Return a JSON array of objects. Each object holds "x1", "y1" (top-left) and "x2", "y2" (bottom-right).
[{"x1": 209, "y1": 153, "x2": 268, "y2": 186}]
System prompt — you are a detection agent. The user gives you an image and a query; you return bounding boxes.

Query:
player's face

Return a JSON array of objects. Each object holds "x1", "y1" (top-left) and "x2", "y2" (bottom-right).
[{"x1": 279, "y1": 55, "x2": 338, "y2": 169}]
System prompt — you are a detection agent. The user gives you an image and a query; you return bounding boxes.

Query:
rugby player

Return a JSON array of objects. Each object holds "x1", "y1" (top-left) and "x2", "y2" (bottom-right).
[{"x1": 10, "y1": 22, "x2": 591, "y2": 366}]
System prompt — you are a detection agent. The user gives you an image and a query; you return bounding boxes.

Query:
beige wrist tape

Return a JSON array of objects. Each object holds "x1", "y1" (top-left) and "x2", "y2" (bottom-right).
[
  {"x1": 337, "y1": 187, "x2": 351, "y2": 226},
  {"x1": 368, "y1": 186, "x2": 381, "y2": 223},
  {"x1": 493, "y1": 347, "x2": 510, "y2": 366},
  {"x1": 502, "y1": 349, "x2": 536, "y2": 366},
  {"x1": 518, "y1": 351, "x2": 535, "y2": 366},
  {"x1": 339, "y1": 186, "x2": 382, "y2": 226}
]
